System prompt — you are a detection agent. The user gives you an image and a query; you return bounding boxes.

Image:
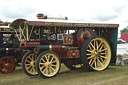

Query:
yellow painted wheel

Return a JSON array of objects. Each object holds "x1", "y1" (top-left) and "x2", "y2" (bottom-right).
[
  {"x1": 21, "y1": 51, "x2": 38, "y2": 76},
  {"x1": 36, "y1": 51, "x2": 60, "y2": 78},
  {"x1": 81, "y1": 36, "x2": 111, "y2": 71}
]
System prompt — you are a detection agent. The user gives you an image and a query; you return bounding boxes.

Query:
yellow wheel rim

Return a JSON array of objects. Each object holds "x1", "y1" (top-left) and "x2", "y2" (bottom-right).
[
  {"x1": 39, "y1": 53, "x2": 60, "y2": 77},
  {"x1": 25, "y1": 53, "x2": 38, "y2": 75},
  {"x1": 86, "y1": 38, "x2": 111, "y2": 71}
]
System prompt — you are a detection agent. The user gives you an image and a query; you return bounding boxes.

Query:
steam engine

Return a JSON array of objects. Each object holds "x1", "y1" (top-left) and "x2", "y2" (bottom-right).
[{"x1": 10, "y1": 14, "x2": 118, "y2": 78}]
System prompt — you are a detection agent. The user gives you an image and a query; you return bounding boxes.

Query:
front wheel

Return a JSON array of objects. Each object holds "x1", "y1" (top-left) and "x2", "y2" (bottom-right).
[
  {"x1": 0, "y1": 57, "x2": 15, "y2": 74},
  {"x1": 21, "y1": 51, "x2": 38, "y2": 76},
  {"x1": 36, "y1": 51, "x2": 61, "y2": 78},
  {"x1": 81, "y1": 36, "x2": 111, "y2": 71}
]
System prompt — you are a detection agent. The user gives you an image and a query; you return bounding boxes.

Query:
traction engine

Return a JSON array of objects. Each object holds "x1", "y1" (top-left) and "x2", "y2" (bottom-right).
[
  {"x1": 0, "y1": 26, "x2": 25, "y2": 73},
  {"x1": 10, "y1": 14, "x2": 119, "y2": 78}
]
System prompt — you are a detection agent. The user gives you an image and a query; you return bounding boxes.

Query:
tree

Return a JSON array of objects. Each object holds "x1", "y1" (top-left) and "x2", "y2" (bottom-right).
[{"x1": 120, "y1": 26, "x2": 128, "y2": 33}]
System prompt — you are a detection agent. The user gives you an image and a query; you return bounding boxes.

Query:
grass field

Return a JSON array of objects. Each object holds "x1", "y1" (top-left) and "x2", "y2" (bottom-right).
[{"x1": 0, "y1": 64, "x2": 128, "y2": 85}]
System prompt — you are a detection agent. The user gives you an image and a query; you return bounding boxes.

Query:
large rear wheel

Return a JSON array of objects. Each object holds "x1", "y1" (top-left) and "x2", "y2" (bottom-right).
[
  {"x1": 36, "y1": 51, "x2": 61, "y2": 78},
  {"x1": 21, "y1": 51, "x2": 38, "y2": 76},
  {"x1": 81, "y1": 36, "x2": 111, "y2": 71}
]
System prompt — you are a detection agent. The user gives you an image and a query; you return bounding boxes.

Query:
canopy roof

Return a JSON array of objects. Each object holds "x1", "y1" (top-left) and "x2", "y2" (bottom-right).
[{"x1": 10, "y1": 18, "x2": 119, "y2": 29}]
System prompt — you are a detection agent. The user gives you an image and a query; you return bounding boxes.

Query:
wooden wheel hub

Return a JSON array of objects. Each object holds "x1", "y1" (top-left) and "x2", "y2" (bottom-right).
[
  {"x1": 45, "y1": 62, "x2": 52, "y2": 66},
  {"x1": 30, "y1": 61, "x2": 34, "y2": 66},
  {"x1": 5, "y1": 63, "x2": 10, "y2": 67}
]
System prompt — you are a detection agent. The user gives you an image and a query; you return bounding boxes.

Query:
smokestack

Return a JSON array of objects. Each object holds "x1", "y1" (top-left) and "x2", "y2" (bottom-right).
[
  {"x1": 37, "y1": 14, "x2": 47, "y2": 19},
  {"x1": 37, "y1": 14, "x2": 68, "y2": 20}
]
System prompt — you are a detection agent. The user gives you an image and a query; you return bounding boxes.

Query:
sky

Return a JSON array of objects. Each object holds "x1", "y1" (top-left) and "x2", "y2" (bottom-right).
[{"x1": 0, "y1": 0, "x2": 128, "y2": 37}]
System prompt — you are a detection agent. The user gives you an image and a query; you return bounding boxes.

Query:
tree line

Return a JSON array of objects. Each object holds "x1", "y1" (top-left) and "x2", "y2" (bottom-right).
[{"x1": 120, "y1": 26, "x2": 128, "y2": 33}]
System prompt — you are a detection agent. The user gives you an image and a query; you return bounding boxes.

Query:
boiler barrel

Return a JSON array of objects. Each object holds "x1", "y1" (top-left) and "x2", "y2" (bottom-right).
[{"x1": 35, "y1": 45, "x2": 63, "y2": 53}]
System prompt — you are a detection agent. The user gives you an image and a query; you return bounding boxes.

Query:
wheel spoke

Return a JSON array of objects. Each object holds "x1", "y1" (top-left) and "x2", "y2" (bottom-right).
[
  {"x1": 46, "y1": 68, "x2": 48, "y2": 76},
  {"x1": 40, "y1": 66, "x2": 45, "y2": 71},
  {"x1": 101, "y1": 56, "x2": 108, "y2": 59},
  {"x1": 87, "y1": 55, "x2": 95, "y2": 59},
  {"x1": 90, "y1": 42, "x2": 95, "y2": 50},
  {"x1": 50, "y1": 66, "x2": 56, "y2": 72},
  {"x1": 47, "y1": 55, "x2": 50, "y2": 61},
  {"x1": 27, "y1": 65, "x2": 32, "y2": 69},
  {"x1": 32, "y1": 66, "x2": 35, "y2": 73},
  {"x1": 50, "y1": 57, "x2": 54, "y2": 62},
  {"x1": 44, "y1": 55, "x2": 49, "y2": 62},
  {"x1": 31, "y1": 54, "x2": 34, "y2": 61},
  {"x1": 99, "y1": 48, "x2": 107, "y2": 52},
  {"x1": 30, "y1": 67, "x2": 33, "y2": 72},
  {"x1": 42, "y1": 67, "x2": 47, "y2": 74},
  {"x1": 98, "y1": 41, "x2": 102, "y2": 50},
  {"x1": 96, "y1": 40, "x2": 98, "y2": 50},
  {"x1": 87, "y1": 53, "x2": 91, "y2": 56},
  {"x1": 52, "y1": 60, "x2": 57, "y2": 63},
  {"x1": 28, "y1": 56, "x2": 32, "y2": 61},
  {"x1": 99, "y1": 44, "x2": 103, "y2": 51},
  {"x1": 40, "y1": 63, "x2": 45, "y2": 65},
  {"x1": 100, "y1": 53, "x2": 106, "y2": 55},
  {"x1": 9, "y1": 64, "x2": 13, "y2": 68},
  {"x1": 89, "y1": 58, "x2": 93, "y2": 65},
  {"x1": 49, "y1": 67, "x2": 52, "y2": 75},
  {"x1": 100, "y1": 57, "x2": 104, "y2": 62},
  {"x1": 7, "y1": 59, "x2": 9, "y2": 63},
  {"x1": 26, "y1": 60, "x2": 31, "y2": 63},
  {"x1": 97, "y1": 59, "x2": 104, "y2": 67},
  {"x1": 95, "y1": 60, "x2": 97, "y2": 68},
  {"x1": 41, "y1": 58, "x2": 46, "y2": 63},
  {"x1": 25, "y1": 64, "x2": 31, "y2": 66},
  {"x1": 87, "y1": 50, "x2": 93, "y2": 53},
  {"x1": 2, "y1": 67, "x2": 6, "y2": 72},
  {"x1": 90, "y1": 58, "x2": 96, "y2": 66},
  {"x1": 88, "y1": 44, "x2": 92, "y2": 50},
  {"x1": 51, "y1": 64, "x2": 57, "y2": 67}
]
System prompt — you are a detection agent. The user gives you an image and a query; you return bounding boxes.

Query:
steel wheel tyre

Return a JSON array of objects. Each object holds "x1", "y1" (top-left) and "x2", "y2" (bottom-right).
[
  {"x1": 0, "y1": 57, "x2": 15, "y2": 74},
  {"x1": 36, "y1": 51, "x2": 61, "y2": 78},
  {"x1": 81, "y1": 36, "x2": 111, "y2": 71},
  {"x1": 21, "y1": 51, "x2": 38, "y2": 76}
]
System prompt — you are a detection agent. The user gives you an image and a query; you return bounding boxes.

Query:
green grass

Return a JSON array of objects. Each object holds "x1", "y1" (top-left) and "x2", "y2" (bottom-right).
[{"x1": 0, "y1": 64, "x2": 128, "y2": 85}]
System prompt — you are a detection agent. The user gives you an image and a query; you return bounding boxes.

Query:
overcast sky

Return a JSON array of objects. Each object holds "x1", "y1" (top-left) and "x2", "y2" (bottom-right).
[{"x1": 0, "y1": 0, "x2": 128, "y2": 36}]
